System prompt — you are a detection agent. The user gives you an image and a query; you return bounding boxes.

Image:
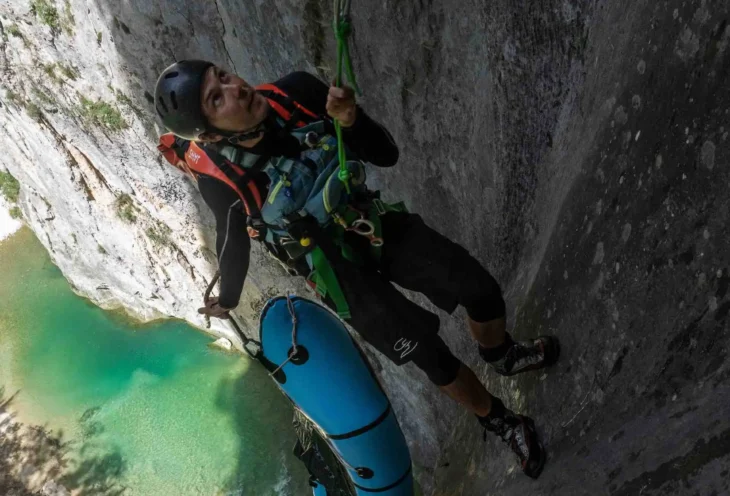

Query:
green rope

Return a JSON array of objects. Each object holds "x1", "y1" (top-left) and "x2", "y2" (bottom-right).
[{"x1": 333, "y1": 0, "x2": 360, "y2": 193}]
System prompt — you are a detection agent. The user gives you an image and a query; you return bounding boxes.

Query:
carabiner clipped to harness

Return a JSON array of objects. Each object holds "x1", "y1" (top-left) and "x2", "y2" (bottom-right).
[
  {"x1": 333, "y1": 205, "x2": 384, "y2": 247},
  {"x1": 348, "y1": 219, "x2": 384, "y2": 247}
]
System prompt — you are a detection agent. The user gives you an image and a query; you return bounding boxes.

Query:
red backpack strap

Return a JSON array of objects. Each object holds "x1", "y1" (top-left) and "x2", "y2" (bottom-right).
[
  {"x1": 256, "y1": 83, "x2": 320, "y2": 128},
  {"x1": 158, "y1": 133, "x2": 188, "y2": 170},
  {"x1": 184, "y1": 142, "x2": 263, "y2": 218}
]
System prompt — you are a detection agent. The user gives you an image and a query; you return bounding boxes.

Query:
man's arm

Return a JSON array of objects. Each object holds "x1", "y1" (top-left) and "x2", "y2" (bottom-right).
[
  {"x1": 274, "y1": 71, "x2": 399, "y2": 167},
  {"x1": 198, "y1": 177, "x2": 251, "y2": 309}
]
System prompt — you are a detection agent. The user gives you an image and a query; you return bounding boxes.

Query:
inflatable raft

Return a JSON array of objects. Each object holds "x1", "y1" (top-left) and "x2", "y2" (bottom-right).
[{"x1": 260, "y1": 296, "x2": 413, "y2": 495}]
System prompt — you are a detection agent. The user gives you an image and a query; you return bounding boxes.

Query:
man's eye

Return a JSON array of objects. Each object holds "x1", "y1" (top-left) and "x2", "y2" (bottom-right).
[{"x1": 219, "y1": 71, "x2": 227, "y2": 81}]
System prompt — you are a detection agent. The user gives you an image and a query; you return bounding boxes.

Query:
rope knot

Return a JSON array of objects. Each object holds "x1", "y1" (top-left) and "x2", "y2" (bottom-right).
[
  {"x1": 335, "y1": 20, "x2": 352, "y2": 40},
  {"x1": 338, "y1": 168, "x2": 351, "y2": 182}
]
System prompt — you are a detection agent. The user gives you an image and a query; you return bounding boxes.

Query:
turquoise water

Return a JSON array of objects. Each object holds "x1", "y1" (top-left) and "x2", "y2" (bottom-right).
[{"x1": 0, "y1": 228, "x2": 308, "y2": 495}]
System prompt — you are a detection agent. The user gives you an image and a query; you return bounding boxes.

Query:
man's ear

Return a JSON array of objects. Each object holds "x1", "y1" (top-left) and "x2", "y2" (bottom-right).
[{"x1": 196, "y1": 132, "x2": 224, "y2": 143}]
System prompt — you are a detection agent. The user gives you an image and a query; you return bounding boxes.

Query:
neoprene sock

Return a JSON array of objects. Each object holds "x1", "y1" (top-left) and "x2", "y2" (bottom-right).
[
  {"x1": 478, "y1": 332, "x2": 515, "y2": 362},
  {"x1": 478, "y1": 395, "x2": 505, "y2": 422}
]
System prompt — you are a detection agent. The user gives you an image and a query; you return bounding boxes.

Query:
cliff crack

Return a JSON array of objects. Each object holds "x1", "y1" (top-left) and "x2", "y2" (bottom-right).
[{"x1": 213, "y1": 0, "x2": 238, "y2": 74}]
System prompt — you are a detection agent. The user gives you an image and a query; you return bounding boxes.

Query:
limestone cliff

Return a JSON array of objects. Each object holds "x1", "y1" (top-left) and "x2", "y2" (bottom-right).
[{"x1": 1, "y1": 1, "x2": 729, "y2": 494}]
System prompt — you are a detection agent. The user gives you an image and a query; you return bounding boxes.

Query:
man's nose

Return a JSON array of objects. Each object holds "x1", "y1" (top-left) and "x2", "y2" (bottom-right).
[{"x1": 224, "y1": 83, "x2": 247, "y2": 100}]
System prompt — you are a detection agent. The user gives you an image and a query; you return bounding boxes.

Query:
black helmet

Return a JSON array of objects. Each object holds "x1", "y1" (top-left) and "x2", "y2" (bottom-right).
[{"x1": 154, "y1": 60, "x2": 213, "y2": 140}]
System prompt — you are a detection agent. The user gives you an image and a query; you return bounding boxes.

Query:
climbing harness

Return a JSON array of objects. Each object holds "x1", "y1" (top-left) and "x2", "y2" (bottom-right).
[
  {"x1": 347, "y1": 219, "x2": 383, "y2": 247},
  {"x1": 334, "y1": 206, "x2": 384, "y2": 247},
  {"x1": 333, "y1": 0, "x2": 360, "y2": 194}
]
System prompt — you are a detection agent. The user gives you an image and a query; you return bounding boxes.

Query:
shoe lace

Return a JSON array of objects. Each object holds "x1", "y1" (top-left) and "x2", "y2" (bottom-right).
[
  {"x1": 481, "y1": 417, "x2": 515, "y2": 443},
  {"x1": 504, "y1": 340, "x2": 542, "y2": 368}
]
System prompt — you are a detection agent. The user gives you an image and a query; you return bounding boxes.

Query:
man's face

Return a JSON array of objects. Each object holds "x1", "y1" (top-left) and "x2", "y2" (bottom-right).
[{"x1": 199, "y1": 65, "x2": 269, "y2": 137}]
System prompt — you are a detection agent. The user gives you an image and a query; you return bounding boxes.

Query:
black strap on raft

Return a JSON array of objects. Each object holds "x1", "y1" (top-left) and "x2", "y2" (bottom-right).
[
  {"x1": 204, "y1": 271, "x2": 286, "y2": 383},
  {"x1": 293, "y1": 411, "x2": 357, "y2": 496}
]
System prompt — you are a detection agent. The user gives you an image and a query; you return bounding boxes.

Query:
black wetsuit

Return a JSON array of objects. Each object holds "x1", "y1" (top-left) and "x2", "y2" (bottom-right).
[{"x1": 198, "y1": 71, "x2": 505, "y2": 386}]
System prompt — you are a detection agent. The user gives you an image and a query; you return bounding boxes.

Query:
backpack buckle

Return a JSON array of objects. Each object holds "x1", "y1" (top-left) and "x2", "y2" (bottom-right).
[
  {"x1": 304, "y1": 131, "x2": 319, "y2": 148},
  {"x1": 247, "y1": 217, "x2": 268, "y2": 240},
  {"x1": 372, "y1": 198, "x2": 386, "y2": 216}
]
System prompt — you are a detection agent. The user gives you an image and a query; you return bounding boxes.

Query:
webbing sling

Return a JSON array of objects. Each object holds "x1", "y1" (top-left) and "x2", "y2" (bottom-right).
[{"x1": 310, "y1": 246, "x2": 351, "y2": 320}]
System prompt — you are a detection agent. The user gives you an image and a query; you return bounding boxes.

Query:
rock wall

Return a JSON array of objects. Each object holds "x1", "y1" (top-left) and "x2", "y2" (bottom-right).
[{"x1": 1, "y1": 0, "x2": 728, "y2": 494}]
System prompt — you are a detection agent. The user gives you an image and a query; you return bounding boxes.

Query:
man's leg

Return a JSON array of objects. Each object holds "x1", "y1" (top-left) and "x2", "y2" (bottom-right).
[
  {"x1": 376, "y1": 212, "x2": 556, "y2": 477},
  {"x1": 467, "y1": 316, "x2": 506, "y2": 348},
  {"x1": 439, "y1": 362, "x2": 493, "y2": 416},
  {"x1": 379, "y1": 212, "x2": 560, "y2": 377},
  {"x1": 376, "y1": 308, "x2": 545, "y2": 478},
  {"x1": 418, "y1": 352, "x2": 546, "y2": 479},
  {"x1": 472, "y1": 314, "x2": 560, "y2": 377},
  {"x1": 313, "y1": 219, "x2": 548, "y2": 478}
]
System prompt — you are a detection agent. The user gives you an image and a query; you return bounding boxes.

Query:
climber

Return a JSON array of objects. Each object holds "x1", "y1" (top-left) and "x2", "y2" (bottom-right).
[{"x1": 154, "y1": 60, "x2": 560, "y2": 479}]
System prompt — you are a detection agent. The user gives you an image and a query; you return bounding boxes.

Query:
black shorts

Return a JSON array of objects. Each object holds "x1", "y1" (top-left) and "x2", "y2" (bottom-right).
[{"x1": 315, "y1": 212, "x2": 505, "y2": 386}]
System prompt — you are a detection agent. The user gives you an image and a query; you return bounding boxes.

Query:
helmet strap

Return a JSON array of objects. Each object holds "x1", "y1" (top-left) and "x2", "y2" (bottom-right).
[
  {"x1": 204, "y1": 122, "x2": 267, "y2": 146},
  {"x1": 205, "y1": 98, "x2": 277, "y2": 146}
]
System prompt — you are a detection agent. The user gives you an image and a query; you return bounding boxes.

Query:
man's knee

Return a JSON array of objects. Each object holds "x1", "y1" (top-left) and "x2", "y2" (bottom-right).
[
  {"x1": 409, "y1": 334, "x2": 462, "y2": 386},
  {"x1": 451, "y1": 247, "x2": 506, "y2": 322}
]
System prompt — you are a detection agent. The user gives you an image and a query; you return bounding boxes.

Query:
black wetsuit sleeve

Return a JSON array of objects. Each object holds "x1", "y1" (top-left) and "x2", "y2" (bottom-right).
[
  {"x1": 197, "y1": 176, "x2": 250, "y2": 309},
  {"x1": 273, "y1": 71, "x2": 399, "y2": 167}
]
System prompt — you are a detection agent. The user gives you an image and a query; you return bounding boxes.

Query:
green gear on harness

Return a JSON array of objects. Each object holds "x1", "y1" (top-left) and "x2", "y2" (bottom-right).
[
  {"x1": 307, "y1": 199, "x2": 407, "y2": 320},
  {"x1": 332, "y1": 198, "x2": 408, "y2": 262},
  {"x1": 333, "y1": 0, "x2": 361, "y2": 195},
  {"x1": 309, "y1": 246, "x2": 351, "y2": 320}
]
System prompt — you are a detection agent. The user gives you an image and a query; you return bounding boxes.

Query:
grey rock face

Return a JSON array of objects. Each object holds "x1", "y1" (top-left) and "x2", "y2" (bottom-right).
[{"x1": 1, "y1": 0, "x2": 729, "y2": 494}]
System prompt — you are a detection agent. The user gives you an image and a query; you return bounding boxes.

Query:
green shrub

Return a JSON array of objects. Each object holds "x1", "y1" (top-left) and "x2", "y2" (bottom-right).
[
  {"x1": 32, "y1": 87, "x2": 55, "y2": 105},
  {"x1": 58, "y1": 63, "x2": 79, "y2": 81},
  {"x1": 26, "y1": 102, "x2": 43, "y2": 121},
  {"x1": 42, "y1": 63, "x2": 78, "y2": 83},
  {"x1": 30, "y1": 0, "x2": 60, "y2": 33},
  {"x1": 114, "y1": 90, "x2": 145, "y2": 119},
  {"x1": 114, "y1": 91, "x2": 133, "y2": 107},
  {"x1": 146, "y1": 221, "x2": 173, "y2": 249},
  {"x1": 61, "y1": 0, "x2": 74, "y2": 36},
  {"x1": 4, "y1": 89, "x2": 24, "y2": 107},
  {"x1": 42, "y1": 63, "x2": 56, "y2": 77},
  {"x1": 78, "y1": 96, "x2": 127, "y2": 132},
  {"x1": 9, "y1": 206, "x2": 22, "y2": 219},
  {"x1": 97, "y1": 244, "x2": 107, "y2": 255},
  {"x1": 115, "y1": 193, "x2": 137, "y2": 223},
  {"x1": 42, "y1": 64, "x2": 63, "y2": 85},
  {"x1": 7, "y1": 24, "x2": 23, "y2": 38},
  {"x1": 96, "y1": 31, "x2": 102, "y2": 45},
  {"x1": 0, "y1": 171, "x2": 20, "y2": 203}
]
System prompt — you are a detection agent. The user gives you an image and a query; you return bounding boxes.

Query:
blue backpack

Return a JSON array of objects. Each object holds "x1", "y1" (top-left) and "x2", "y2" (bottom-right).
[{"x1": 216, "y1": 120, "x2": 368, "y2": 244}]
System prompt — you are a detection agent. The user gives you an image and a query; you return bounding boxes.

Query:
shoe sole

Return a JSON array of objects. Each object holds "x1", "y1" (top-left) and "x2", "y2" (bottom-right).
[
  {"x1": 523, "y1": 417, "x2": 546, "y2": 479},
  {"x1": 540, "y1": 335, "x2": 561, "y2": 367}
]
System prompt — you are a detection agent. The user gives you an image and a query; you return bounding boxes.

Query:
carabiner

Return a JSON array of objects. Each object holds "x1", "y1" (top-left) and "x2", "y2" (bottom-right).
[{"x1": 350, "y1": 219, "x2": 375, "y2": 236}]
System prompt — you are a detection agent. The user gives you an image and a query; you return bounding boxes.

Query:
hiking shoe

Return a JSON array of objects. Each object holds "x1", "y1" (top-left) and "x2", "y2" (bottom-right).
[
  {"x1": 481, "y1": 335, "x2": 560, "y2": 377},
  {"x1": 479, "y1": 414, "x2": 546, "y2": 479}
]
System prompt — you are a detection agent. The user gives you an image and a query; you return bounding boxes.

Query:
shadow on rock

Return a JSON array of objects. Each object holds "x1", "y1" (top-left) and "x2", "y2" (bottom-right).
[
  {"x1": 0, "y1": 388, "x2": 129, "y2": 496},
  {"x1": 214, "y1": 363, "x2": 309, "y2": 495}
]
